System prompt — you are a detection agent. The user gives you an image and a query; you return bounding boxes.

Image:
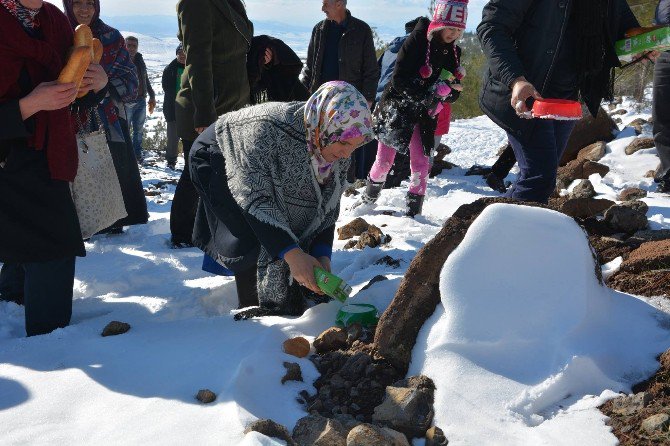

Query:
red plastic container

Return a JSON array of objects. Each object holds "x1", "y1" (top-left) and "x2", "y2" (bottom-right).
[{"x1": 532, "y1": 99, "x2": 582, "y2": 120}]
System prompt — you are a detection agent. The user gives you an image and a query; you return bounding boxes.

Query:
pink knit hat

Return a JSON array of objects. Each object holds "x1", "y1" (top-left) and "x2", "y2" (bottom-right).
[{"x1": 427, "y1": 0, "x2": 468, "y2": 39}]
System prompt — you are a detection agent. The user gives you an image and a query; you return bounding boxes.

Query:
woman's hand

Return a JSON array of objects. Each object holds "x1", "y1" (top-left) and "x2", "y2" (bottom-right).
[
  {"x1": 510, "y1": 76, "x2": 542, "y2": 118},
  {"x1": 318, "y1": 256, "x2": 331, "y2": 273},
  {"x1": 284, "y1": 247, "x2": 324, "y2": 295},
  {"x1": 81, "y1": 63, "x2": 108, "y2": 93},
  {"x1": 19, "y1": 81, "x2": 78, "y2": 120}
]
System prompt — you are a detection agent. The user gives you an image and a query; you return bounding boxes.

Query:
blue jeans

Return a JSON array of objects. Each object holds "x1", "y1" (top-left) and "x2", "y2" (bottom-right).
[
  {"x1": 126, "y1": 98, "x2": 147, "y2": 159},
  {"x1": 506, "y1": 120, "x2": 576, "y2": 203}
]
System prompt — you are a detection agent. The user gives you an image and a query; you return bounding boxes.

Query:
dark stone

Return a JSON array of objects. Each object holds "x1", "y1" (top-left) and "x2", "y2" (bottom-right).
[
  {"x1": 244, "y1": 419, "x2": 296, "y2": 446},
  {"x1": 196, "y1": 389, "x2": 217, "y2": 404},
  {"x1": 281, "y1": 362, "x2": 303, "y2": 384},
  {"x1": 570, "y1": 179, "x2": 596, "y2": 199},
  {"x1": 360, "y1": 275, "x2": 388, "y2": 291},
  {"x1": 338, "y1": 218, "x2": 370, "y2": 240},
  {"x1": 372, "y1": 386, "x2": 435, "y2": 438},
  {"x1": 560, "y1": 106, "x2": 618, "y2": 165},
  {"x1": 425, "y1": 426, "x2": 449, "y2": 446},
  {"x1": 625, "y1": 137, "x2": 655, "y2": 155},
  {"x1": 101, "y1": 321, "x2": 131, "y2": 337},
  {"x1": 374, "y1": 255, "x2": 401, "y2": 268},
  {"x1": 292, "y1": 414, "x2": 347, "y2": 446},
  {"x1": 618, "y1": 187, "x2": 647, "y2": 201},
  {"x1": 576, "y1": 141, "x2": 607, "y2": 162},
  {"x1": 604, "y1": 201, "x2": 649, "y2": 234},
  {"x1": 559, "y1": 198, "x2": 615, "y2": 219}
]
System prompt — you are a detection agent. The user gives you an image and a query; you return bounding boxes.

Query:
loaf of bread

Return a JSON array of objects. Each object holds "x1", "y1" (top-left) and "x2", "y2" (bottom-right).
[
  {"x1": 58, "y1": 46, "x2": 92, "y2": 88},
  {"x1": 92, "y1": 38, "x2": 103, "y2": 64},
  {"x1": 74, "y1": 24, "x2": 93, "y2": 48}
]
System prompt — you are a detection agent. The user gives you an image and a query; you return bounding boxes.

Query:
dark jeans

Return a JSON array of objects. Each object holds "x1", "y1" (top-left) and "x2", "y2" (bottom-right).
[
  {"x1": 653, "y1": 51, "x2": 670, "y2": 180},
  {"x1": 170, "y1": 139, "x2": 197, "y2": 244},
  {"x1": 0, "y1": 257, "x2": 76, "y2": 337},
  {"x1": 126, "y1": 98, "x2": 147, "y2": 159},
  {"x1": 506, "y1": 120, "x2": 576, "y2": 203}
]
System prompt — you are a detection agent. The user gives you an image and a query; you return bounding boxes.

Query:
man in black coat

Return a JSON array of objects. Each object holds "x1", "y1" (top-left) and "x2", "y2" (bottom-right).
[
  {"x1": 162, "y1": 43, "x2": 186, "y2": 169},
  {"x1": 477, "y1": 0, "x2": 639, "y2": 203},
  {"x1": 303, "y1": 0, "x2": 380, "y2": 180},
  {"x1": 653, "y1": 0, "x2": 670, "y2": 192}
]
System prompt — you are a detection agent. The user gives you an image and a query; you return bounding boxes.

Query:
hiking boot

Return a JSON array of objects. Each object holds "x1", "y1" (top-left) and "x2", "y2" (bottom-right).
[
  {"x1": 406, "y1": 192, "x2": 425, "y2": 217},
  {"x1": 465, "y1": 164, "x2": 492, "y2": 177},
  {"x1": 361, "y1": 177, "x2": 385, "y2": 204},
  {"x1": 657, "y1": 172, "x2": 670, "y2": 193},
  {"x1": 485, "y1": 172, "x2": 507, "y2": 193}
]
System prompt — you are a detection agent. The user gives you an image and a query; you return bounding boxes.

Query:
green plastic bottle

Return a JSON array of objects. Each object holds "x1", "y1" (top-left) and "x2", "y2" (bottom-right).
[{"x1": 314, "y1": 267, "x2": 352, "y2": 303}]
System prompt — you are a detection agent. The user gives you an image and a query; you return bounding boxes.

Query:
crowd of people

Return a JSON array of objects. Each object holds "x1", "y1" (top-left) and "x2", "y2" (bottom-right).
[{"x1": 0, "y1": 0, "x2": 669, "y2": 335}]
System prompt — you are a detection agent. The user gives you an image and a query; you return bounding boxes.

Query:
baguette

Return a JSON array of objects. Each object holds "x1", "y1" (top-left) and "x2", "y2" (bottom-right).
[
  {"x1": 92, "y1": 38, "x2": 103, "y2": 64},
  {"x1": 74, "y1": 24, "x2": 93, "y2": 48},
  {"x1": 58, "y1": 46, "x2": 92, "y2": 89}
]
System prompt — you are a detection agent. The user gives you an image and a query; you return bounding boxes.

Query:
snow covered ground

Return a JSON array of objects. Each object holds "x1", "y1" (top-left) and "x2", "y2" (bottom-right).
[{"x1": 1, "y1": 95, "x2": 670, "y2": 444}]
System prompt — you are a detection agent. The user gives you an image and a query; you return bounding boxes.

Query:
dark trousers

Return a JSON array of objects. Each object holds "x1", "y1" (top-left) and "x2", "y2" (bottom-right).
[
  {"x1": 170, "y1": 139, "x2": 198, "y2": 244},
  {"x1": 491, "y1": 143, "x2": 517, "y2": 179},
  {"x1": 353, "y1": 140, "x2": 378, "y2": 180},
  {"x1": 506, "y1": 120, "x2": 576, "y2": 203},
  {"x1": 234, "y1": 265, "x2": 259, "y2": 309},
  {"x1": 0, "y1": 257, "x2": 75, "y2": 337},
  {"x1": 653, "y1": 51, "x2": 670, "y2": 180}
]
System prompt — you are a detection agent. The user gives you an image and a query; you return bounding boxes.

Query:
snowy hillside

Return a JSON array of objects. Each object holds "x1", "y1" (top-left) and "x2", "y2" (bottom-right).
[{"x1": 1, "y1": 58, "x2": 670, "y2": 445}]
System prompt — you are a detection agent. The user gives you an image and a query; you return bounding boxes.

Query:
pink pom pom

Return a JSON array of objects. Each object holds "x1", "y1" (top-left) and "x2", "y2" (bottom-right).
[
  {"x1": 435, "y1": 82, "x2": 452, "y2": 98},
  {"x1": 419, "y1": 64, "x2": 433, "y2": 79}
]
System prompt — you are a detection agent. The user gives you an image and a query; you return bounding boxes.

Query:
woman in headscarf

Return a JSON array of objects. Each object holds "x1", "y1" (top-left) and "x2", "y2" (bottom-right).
[
  {"x1": 0, "y1": 0, "x2": 91, "y2": 336},
  {"x1": 63, "y1": 0, "x2": 148, "y2": 231},
  {"x1": 190, "y1": 81, "x2": 373, "y2": 318}
]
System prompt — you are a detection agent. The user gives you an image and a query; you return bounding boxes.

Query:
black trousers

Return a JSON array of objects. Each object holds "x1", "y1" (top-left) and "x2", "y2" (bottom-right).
[
  {"x1": 0, "y1": 257, "x2": 76, "y2": 337},
  {"x1": 491, "y1": 143, "x2": 517, "y2": 179},
  {"x1": 234, "y1": 265, "x2": 259, "y2": 309},
  {"x1": 653, "y1": 51, "x2": 670, "y2": 180},
  {"x1": 170, "y1": 139, "x2": 198, "y2": 243}
]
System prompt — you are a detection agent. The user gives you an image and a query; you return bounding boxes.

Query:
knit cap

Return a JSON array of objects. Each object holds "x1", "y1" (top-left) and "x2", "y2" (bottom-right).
[{"x1": 428, "y1": 0, "x2": 468, "y2": 39}]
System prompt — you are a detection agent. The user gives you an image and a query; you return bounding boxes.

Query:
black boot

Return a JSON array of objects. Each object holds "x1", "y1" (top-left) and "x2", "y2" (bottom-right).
[
  {"x1": 485, "y1": 172, "x2": 508, "y2": 193},
  {"x1": 234, "y1": 266, "x2": 259, "y2": 309},
  {"x1": 406, "y1": 192, "x2": 425, "y2": 217},
  {"x1": 362, "y1": 177, "x2": 385, "y2": 204}
]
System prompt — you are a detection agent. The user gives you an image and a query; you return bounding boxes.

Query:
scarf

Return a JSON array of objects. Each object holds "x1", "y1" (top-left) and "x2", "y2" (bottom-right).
[
  {"x1": 0, "y1": 0, "x2": 40, "y2": 29},
  {"x1": 574, "y1": 0, "x2": 615, "y2": 101},
  {"x1": 0, "y1": 3, "x2": 78, "y2": 181},
  {"x1": 304, "y1": 81, "x2": 373, "y2": 184}
]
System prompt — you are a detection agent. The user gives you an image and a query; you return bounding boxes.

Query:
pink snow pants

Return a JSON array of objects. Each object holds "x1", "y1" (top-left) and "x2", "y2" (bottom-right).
[{"x1": 368, "y1": 125, "x2": 430, "y2": 196}]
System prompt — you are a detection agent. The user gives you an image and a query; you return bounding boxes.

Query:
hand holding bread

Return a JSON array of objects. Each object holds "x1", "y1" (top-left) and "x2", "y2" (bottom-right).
[{"x1": 58, "y1": 24, "x2": 105, "y2": 101}]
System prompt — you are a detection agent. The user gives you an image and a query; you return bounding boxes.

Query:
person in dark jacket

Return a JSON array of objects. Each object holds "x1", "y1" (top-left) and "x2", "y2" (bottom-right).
[
  {"x1": 64, "y1": 0, "x2": 148, "y2": 232},
  {"x1": 302, "y1": 0, "x2": 380, "y2": 181},
  {"x1": 653, "y1": 0, "x2": 670, "y2": 192},
  {"x1": 190, "y1": 82, "x2": 373, "y2": 317},
  {"x1": 162, "y1": 43, "x2": 185, "y2": 169},
  {"x1": 477, "y1": 0, "x2": 639, "y2": 204},
  {"x1": 362, "y1": 2, "x2": 466, "y2": 217},
  {"x1": 125, "y1": 36, "x2": 156, "y2": 162},
  {"x1": 171, "y1": 0, "x2": 253, "y2": 247},
  {"x1": 0, "y1": 0, "x2": 92, "y2": 336},
  {"x1": 248, "y1": 35, "x2": 309, "y2": 104},
  {"x1": 376, "y1": 18, "x2": 422, "y2": 104}
]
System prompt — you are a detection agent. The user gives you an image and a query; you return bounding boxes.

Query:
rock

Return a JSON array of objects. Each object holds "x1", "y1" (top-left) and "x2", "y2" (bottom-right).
[
  {"x1": 628, "y1": 118, "x2": 649, "y2": 135},
  {"x1": 344, "y1": 240, "x2": 358, "y2": 250},
  {"x1": 560, "y1": 198, "x2": 615, "y2": 219},
  {"x1": 640, "y1": 413, "x2": 670, "y2": 434},
  {"x1": 144, "y1": 189, "x2": 161, "y2": 197},
  {"x1": 610, "y1": 109, "x2": 627, "y2": 116},
  {"x1": 589, "y1": 236, "x2": 635, "y2": 264},
  {"x1": 360, "y1": 275, "x2": 388, "y2": 291},
  {"x1": 608, "y1": 270, "x2": 670, "y2": 298},
  {"x1": 618, "y1": 187, "x2": 648, "y2": 201},
  {"x1": 292, "y1": 414, "x2": 347, "y2": 446},
  {"x1": 372, "y1": 386, "x2": 434, "y2": 438},
  {"x1": 245, "y1": 419, "x2": 296, "y2": 446},
  {"x1": 625, "y1": 137, "x2": 655, "y2": 155},
  {"x1": 374, "y1": 255, "x2": 401, "y2": 268},
  {"x1": 346, "y1": 424, "x2": 410, "y2": 446},
  {"x1": 557, "y1": 159, "x2": 609, "y2": 185},
  {"x1": 343, "y1": 187, "x2": 360, "y2": 197},
  {"x1": 570, "y1": 179, "x2": 596, "y2": 199},
  {"x1": 425, "y1": 426, "x2": 449, "y2": 446},
  {"x1": 604, "y1": 201, "x2": 649, "y2": 234},
  {"x1": 434, "y1": 143, "x2": 451, "y2": 162},
  {"x1": 101, "y1": 321, "x2": 131, "y2": 337},
  {"x1": 346, "y1": 323, "x2": 364, "y2": 344},
  {"x1": 332, "y1": 414, "x2": 362, "y2": 432},
  {"x1": 608, "y1": 392, "x2": 653, "y2": 416},
  {"x1": 196, "y1": 389, "x2": 216, "y2": 404},
  {"x1": 339, "y1": 353, "x2": 373, "y2": 380},
  {"x1": 645, "y1": 169, "x2": 657, "y2": 178},
  {"x1": 283, "y1": 337, "x2": 311, "y2": 358},
  {"x1": 394, "y1": 375, "x2": 436, "y2": 391},
  {"x1": 338, "y1": 218, "x2": 370, "y2": 240},
  {"x1": 614, "y1": 117, "x2": 622, "y2": 125},
  {"x1": 314, "y1": 327, "x2": 348, "y2": 354},
  {"x1": 576, "y1": 141, "x2": 607, "y2": 162},
  {"x1": 621, "y1": 239, "x2": 670, "y2": 274},
  {"x1": 355, "y1": 225, "x2": 391, "y2": 249},
  {"x1": 630, "y1": 229, "x2": 670, "y2": 244},
  {"x1": 281, "y1": 362, "x2": 303, "y2": 384},
  {"x1": 560, "y1": 106, "x2": 618, "y2": 165}
]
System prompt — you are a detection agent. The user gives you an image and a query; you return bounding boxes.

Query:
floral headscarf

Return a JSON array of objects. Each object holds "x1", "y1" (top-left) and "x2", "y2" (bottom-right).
[
  {"x1": 305, "y1": 81, "x2": 373, "y2": 184},
  {"x1": 0, "y1": 0, "x2": 40, "y2": 29}
]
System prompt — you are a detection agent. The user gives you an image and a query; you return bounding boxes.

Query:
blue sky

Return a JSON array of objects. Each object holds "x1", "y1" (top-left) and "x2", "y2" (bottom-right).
[{"x1": 66, "y1": 0, "x2": 487, "y2": 32}]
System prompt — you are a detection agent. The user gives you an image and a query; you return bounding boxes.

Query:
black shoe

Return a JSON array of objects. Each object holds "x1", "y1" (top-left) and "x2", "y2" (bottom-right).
[
  {"x1": 169, "y1": 238, "x2": 194, "y2": 249},
  {"x1": 465, "y1": 164, "x2": 492, "y2": 176},
  {"x1": 406, "y1": 192, "x2": 424, "y2": 217},
  {"x1": 485, "y1": 172, "x2": 508, "y2": 193},
  {"x1": 658, "y1": 179, "x2": 670, "y2": 193},
  {"x1": 362, "y1": 177, "x2": 385, "y2": 204},
  {"x1": 167, "y1": 162, "x2": 176, "y2": 170}
]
